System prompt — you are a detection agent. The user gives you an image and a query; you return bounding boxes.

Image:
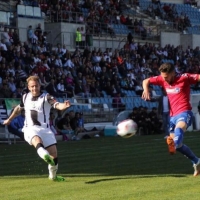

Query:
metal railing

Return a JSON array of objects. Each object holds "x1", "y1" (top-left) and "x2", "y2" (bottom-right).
[{"x1": 0, "y1": 96, "x2": 159, "y2": 124}]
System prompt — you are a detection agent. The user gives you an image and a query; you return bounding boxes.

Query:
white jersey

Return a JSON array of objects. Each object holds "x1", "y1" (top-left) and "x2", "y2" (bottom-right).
[{"x1": 20, "y1": 92, "x2": 58, "y2": 127}]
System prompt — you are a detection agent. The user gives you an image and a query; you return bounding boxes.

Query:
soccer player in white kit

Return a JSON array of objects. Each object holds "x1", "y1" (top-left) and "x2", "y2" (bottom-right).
[{"x1": 3, "y1": 76, "x2": 71, "y2": 181}]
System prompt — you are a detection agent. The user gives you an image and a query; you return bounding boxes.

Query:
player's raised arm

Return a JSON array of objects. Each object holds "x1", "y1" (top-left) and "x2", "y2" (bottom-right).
[
  {"x1": 3, "y1": 105, "x2": 23, "y2": 125},
  {"x1": 142, "y1": 78, "x2": 151, "y2": 101},
  {"x1": 47, "y1": 94, "x2": 71, "y2": 111},
  {"x1": 54, "y1": 100, "x2": 71, "y2": 111}
]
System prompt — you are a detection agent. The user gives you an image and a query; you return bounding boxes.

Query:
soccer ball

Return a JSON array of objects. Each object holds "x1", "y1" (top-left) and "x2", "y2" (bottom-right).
[{"x1": 117, "y1": 119, "x2": 138, "y2": 138}]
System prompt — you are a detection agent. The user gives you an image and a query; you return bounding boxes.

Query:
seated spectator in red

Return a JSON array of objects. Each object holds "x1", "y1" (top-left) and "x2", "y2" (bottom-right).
[
  {"x1": 31, "y1": 62, "x2": 48, "y2": 75},
  {"x1": 120, "y1": 14, "x2": 126, "y2": 24},
  {"x1": 162, "y1": 3, "x2": 171, "y2": 13},
  {"x1": 116, "y1": 54, "x2": 124, "y2": 65}
]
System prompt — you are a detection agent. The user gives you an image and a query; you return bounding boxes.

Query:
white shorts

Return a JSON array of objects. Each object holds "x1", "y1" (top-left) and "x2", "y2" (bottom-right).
[{"x1": 23, "y1": 125, "x2": 57, "y2": 148}]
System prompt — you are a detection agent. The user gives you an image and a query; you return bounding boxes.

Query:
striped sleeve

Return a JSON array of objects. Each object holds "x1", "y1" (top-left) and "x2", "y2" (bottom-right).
[{"x1": 46, "y1": 94, "x2": 59, "y2": 108}]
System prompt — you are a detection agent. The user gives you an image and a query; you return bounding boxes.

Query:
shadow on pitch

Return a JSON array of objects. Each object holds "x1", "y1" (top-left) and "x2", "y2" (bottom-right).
[{"x1": 85, "y1": 174, "x2": 187, "y2": 184}]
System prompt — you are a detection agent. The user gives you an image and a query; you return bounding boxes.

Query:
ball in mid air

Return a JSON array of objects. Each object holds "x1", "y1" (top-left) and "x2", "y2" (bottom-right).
[{"x1": 117, "y1": 119, "x2": 138, "y2": 138}]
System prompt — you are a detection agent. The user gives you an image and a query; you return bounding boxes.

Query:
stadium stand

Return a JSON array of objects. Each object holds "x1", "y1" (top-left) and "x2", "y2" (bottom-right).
[{"x1": 1, "y1": 0, "x2": 200, "y2": 141}]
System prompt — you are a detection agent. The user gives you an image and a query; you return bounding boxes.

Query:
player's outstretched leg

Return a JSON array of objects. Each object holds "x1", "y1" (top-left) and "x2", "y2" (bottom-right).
[
  {"x1": 171, "y1": 128, "x2": 200, "y2": 176},
  {"x1": 167, "y1": 127, "x2": 184, "y2": 155},
  {"x1": 48, "y1": 164, "x2": 65, "y2": 181},
  {"x1": 48, "y1": 158, "x2": 65, "y2": 182},
  {"x1": 193, "y1": 159, "x2": 200, "y2": 177},
  {"x1": 177, "y1": 144, "x2": 200, "y2": 176},
  {"x1": 44, "y1": 154, "x2": 55, "y2": 166},
  {"x1": 36, "y1": 143, "x2": 55, "y2": 166}
]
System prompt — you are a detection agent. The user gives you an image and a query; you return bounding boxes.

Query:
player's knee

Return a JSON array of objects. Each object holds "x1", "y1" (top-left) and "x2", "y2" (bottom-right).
[
  {"x1": 35, "y1": 143, "x2": 44, "y2": 150},
  {"x1": 174, "y1": 127, "x2": 184, "y2": 148}
]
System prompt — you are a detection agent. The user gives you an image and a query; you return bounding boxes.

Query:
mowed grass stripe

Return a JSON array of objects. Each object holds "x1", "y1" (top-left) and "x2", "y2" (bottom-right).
[{"x1": 1, "y1": 133, "x2": 200, "y2": 200}]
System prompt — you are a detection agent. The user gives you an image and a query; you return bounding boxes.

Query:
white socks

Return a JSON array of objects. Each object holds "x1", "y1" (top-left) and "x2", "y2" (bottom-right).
[
  {"x1": 37, "y1": 147, "x2": 58, "y2": 179},
  {"x1": 37, "y1": 147, "x2": 49, "y2": 159},
  {"x1": 48, "y1": 164, "x2": 58, "y2": 179}
]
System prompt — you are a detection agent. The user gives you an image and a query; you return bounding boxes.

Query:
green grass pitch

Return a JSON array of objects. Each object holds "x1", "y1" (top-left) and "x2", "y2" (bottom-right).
[{"x1": 1, "y1": 132, "x2": 200, "y2": 200}]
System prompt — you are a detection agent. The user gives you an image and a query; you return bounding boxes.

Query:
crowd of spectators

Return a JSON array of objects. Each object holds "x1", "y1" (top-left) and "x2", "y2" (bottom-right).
[
  {"x1": 11, "y1": 0, "x2": 197, "y2": 40},
  {"x1": 1, "y1": 1, "x2": 200, "y2": 137},
  {"x1": 146, "y1": 2, "x2": 191, "y2": 32},
  {"x1": 33, "y1": 0, "x2": 149, "y2": 37},
  {"x1": 1, "y1": 21, "x2": 200, "y2": 103},
  {"x1": 54, "y1": 110, "x2": 85, "y2": 140},
  {"x1": 129, "y1": 106, "x2": 162, "y2": 135}
]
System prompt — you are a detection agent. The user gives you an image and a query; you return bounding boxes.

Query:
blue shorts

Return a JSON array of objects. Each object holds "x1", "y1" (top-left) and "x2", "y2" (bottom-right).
[{"x1": 169, "y1": 110, "x2": 193, "y2": 133}]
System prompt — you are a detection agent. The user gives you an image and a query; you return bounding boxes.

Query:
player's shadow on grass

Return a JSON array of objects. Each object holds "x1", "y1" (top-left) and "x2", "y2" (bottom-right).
[{"x1": 85, "y1": 174, "x2": 187, "y2": 184}]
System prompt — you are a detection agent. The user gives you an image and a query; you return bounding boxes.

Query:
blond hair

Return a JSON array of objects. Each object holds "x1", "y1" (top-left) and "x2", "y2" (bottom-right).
[{"x1": 26, "y1": 76, "x2": 40, "y2": 84}]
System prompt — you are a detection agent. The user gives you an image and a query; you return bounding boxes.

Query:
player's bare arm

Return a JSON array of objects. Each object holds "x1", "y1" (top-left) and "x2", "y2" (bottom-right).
[
  {"x1": 142, "y1": 78, "x2": 151, "y2": 100},
  {"x1": 55, "y1": 100, "x2": 71, "y2": 111},
  {"x1": 3, "y1": 105, "x2": 23, "y2": 125}
]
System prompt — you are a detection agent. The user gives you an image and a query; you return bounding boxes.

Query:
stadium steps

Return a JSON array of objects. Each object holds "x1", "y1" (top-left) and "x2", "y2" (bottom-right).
[{"x1": 0, "y1": 0, "x2": 16, "y2": 12}]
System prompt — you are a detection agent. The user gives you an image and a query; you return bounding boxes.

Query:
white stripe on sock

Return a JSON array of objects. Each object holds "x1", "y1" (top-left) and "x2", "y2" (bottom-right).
[{"x1": 48, "y1": 164, "x2": 58, "y2": 179}]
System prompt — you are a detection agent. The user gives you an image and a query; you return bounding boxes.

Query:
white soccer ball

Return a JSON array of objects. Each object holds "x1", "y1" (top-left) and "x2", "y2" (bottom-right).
[{"x1": 117, "y1": 119, "x2": 138, "y2": 138}]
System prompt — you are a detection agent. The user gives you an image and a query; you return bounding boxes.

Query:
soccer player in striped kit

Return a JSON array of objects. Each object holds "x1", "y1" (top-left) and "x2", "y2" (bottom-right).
[{"x1": 3, "y1": 75, "x2": 71, "y2": 181}]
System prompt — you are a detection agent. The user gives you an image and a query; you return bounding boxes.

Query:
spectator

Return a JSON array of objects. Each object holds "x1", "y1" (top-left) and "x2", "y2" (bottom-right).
[
  {"x1": 45, "y1": 78, "x2": 63, "y2": 98},
  {"x1": 112, "y1": 93, "x2": 125, "y2": 112},
  {"x1": 75, "y1": 27, "x2": 82, "y2": 48},
  {"x1": 36, "y1": 23, "x2": 42, "y2": 37},
  {"x1": 148, "y1": 107, "x2": 162, "y2": 134},
  {"x1": 56, "y1": 113, "x2": 76, "y2": 141},
  {"x1": 74, "y1": 80, "x2": 85, "y2": 98},
  {"x1": 135, "y1": 82, "x2": 143, "y2": 96},
  {"x1": 7, "y1": 109, "x2": 25, "y2": 140},
  {"x1": 1, "y1": 27, "x2": 12, "y2": 46},
  {"x1": 127, "y1": 32, "x2": 133, "y2": 45},
  {"x1": 56, "y1": 79, "x2": 69, "y2": 97},
  {"x1": 8, "y1": 77, "x2": 17, "y2": 93},
  {"x1": 12, "y1": 29, "x2": 19, "y2": 46},
  {"x1": 1, "y1": 83, "x2": 12, "y2": 98},
  {"x1": 137, "y1": 106, "x2": 152, "y2": 135},
  {"x1": 70, "y1": 112, "x2": 85, "y2": 136},
  {"x1": 31, "y1": 31, "x2": 39, "y2": 52},
  {"x1": 80, "y1": 27, "x2": 85, "y2": 49}
]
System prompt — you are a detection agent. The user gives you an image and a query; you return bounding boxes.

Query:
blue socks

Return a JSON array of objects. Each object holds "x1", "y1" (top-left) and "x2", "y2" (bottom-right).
[
  {"x1": 174, "y1": 128, "x2": 183, "y2": 148},
  {"x1": 174, "y1": 128, "x2": 198, "y2": 164},
  {"x1": 177, "y1": 145, "x2": 199, "y2": 164}
]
